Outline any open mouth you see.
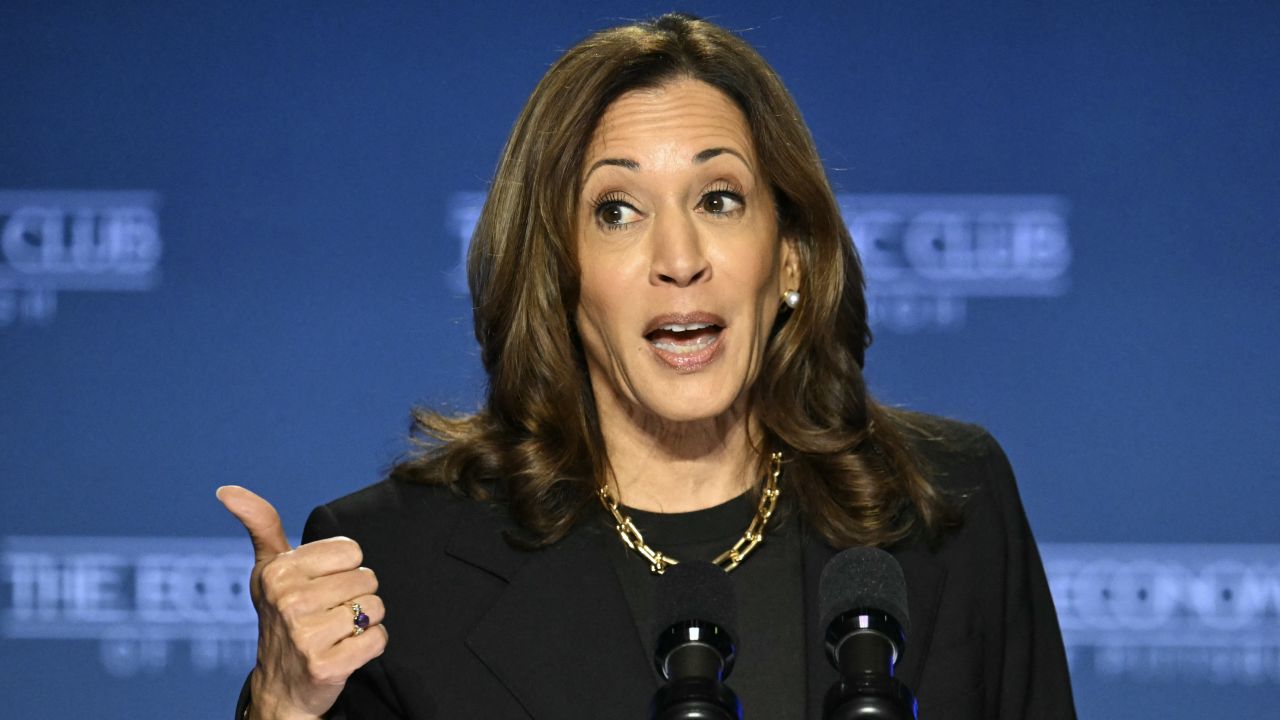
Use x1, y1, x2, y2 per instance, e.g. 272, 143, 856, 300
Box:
642, 314, 726, 371
644, 321, 723, 354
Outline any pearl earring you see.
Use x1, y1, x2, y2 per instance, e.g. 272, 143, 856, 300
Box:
782, 289, 800, 309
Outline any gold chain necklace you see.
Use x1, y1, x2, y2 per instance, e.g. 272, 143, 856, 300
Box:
597, 451, 783, 574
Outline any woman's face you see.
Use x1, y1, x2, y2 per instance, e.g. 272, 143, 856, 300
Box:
574, 78, 797, 426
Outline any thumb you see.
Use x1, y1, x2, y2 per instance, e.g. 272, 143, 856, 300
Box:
216, 485, 292, 562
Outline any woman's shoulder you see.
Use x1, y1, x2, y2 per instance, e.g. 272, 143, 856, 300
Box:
886, 410, 1042, 602
883, 408, 1032, 559
890, 408, 997, 454
884, 412, 1072, 716
889, 408, 1016, 498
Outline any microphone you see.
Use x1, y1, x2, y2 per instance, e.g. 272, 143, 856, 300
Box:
819, 547, 917, 720
649, 561, 742, 720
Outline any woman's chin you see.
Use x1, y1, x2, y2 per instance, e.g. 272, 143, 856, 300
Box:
628, 384, 745, 427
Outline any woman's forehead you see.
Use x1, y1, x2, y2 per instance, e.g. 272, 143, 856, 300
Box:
583, 78, 758, 177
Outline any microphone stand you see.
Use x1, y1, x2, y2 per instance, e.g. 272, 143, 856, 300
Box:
822, 610, 916, 720
650, 620, 742, 720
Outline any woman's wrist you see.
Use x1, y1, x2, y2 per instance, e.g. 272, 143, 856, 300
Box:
246, 670, 324, 720
245, 699, 324, 720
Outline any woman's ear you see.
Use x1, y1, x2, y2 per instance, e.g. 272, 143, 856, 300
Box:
779, 237, 801, 296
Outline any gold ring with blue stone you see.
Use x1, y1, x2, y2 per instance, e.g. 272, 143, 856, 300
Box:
351, 601, 369, 637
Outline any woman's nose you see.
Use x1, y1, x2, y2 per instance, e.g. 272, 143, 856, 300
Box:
648, 210, 710, 287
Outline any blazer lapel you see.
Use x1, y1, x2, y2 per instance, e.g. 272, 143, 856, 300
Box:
448, 514, 656, 719
801, 531, 948, 718
890, 542, 947, 693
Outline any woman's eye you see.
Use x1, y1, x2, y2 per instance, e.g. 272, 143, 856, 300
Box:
700, 191, 744, 215
596, 201, 641, 228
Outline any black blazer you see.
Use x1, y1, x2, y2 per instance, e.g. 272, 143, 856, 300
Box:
238, 417, 1076, 719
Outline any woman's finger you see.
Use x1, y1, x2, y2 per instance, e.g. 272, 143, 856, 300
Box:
310, 624, 389, 686
291, 567, 378, 615
216, 486, 292, 563
312, 593, 387, 648
283, 536, 364, 578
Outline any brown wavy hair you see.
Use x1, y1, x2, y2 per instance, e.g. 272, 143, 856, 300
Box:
391, 13, 955, 549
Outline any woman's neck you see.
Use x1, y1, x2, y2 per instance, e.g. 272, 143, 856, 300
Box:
595, 394, 762, 514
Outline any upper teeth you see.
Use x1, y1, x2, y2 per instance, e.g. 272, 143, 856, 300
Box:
659, 322, 712, 332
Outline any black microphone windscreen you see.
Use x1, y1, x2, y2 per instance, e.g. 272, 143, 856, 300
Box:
819, 547, 910, 638
653, 560, 736, 636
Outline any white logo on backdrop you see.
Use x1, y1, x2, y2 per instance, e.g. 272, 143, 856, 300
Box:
446, 192, 1070, 331
3, 538, 1277, 683
840, 195, 1070, 331
1, 537, 256, 677
1040, 543, 1280, 684
0, 191, 162, 328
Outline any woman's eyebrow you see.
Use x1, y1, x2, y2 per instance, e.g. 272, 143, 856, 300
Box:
693, 146, 750, 167
584, 147, 750, 184
584, 157, 639, 183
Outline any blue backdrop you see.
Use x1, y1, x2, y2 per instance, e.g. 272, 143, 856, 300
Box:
2, 2, 1278, 717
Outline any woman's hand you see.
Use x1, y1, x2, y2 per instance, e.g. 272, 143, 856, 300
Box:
217, 486, 388, 720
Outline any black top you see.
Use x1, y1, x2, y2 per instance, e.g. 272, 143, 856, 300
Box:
604, 492, 806, 718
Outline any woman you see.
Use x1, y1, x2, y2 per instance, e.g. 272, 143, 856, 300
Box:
219, 13, 1074, 719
